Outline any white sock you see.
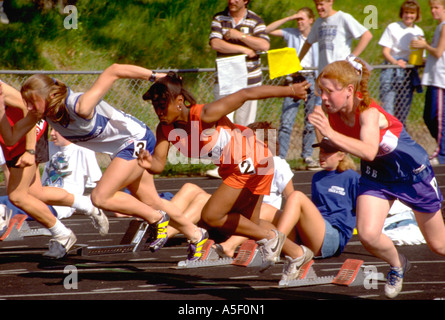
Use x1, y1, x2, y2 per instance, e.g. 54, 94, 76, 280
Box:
72, 194, 94, 214
49, 219, 71, 238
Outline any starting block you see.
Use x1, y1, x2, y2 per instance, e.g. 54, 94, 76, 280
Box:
231, 240, 263, 267
177, 239, 265, 269
279, 259, 366, 288
0, 214, 51, 241
79, 219, 153, 256
332, 258, 364, 286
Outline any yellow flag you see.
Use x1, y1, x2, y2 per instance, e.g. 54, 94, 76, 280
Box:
267, 47, 302, 79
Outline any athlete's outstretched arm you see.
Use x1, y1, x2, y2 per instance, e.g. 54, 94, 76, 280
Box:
78, 64, 166, 119
201, 82, 309, 124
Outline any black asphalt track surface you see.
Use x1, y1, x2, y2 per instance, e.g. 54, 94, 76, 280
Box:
1, 166, 445, 315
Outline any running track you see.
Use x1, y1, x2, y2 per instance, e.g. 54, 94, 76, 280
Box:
1, 167, 445, 314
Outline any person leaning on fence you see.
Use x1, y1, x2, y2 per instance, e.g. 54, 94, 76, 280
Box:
378, 0, 424, 125
209, 0, 270, 127
139, 72, 311, 270
308, 56, 445, 299
0, 81, 108, 257
266, 7, 321, 169
411, 0, 445, 165
298, 0, 372, 77
0, 65, 207, 261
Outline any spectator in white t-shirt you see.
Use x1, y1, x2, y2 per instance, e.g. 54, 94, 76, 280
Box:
298, 0, 372, 74
41, 128, 103, 219
378, 0, 424, 125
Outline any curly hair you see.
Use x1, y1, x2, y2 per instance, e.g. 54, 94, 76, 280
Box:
142, 71, 196, 111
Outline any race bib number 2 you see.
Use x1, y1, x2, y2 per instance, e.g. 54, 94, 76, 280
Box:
239, 158, 256, 175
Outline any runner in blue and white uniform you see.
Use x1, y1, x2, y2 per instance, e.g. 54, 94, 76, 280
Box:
0, 64, 207, 260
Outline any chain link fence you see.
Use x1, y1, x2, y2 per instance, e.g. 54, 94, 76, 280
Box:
0, 65, 435, 166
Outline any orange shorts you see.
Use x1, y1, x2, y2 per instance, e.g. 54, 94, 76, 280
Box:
218, 157, 274, 195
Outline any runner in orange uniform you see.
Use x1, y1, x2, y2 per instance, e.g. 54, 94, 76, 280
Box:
140, 72, 310, 270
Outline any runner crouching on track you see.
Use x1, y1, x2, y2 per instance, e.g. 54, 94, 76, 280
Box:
0, 81, 108, 258
139, 72, 311, 270
0, 64, 206, 260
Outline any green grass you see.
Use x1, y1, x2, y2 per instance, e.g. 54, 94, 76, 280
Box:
0, 0, 438, 70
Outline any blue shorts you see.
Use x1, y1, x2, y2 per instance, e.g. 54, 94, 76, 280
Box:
294, 219, 341, 259
316, 219, 340, 259
115, 128, 156, 161
358, 171, 443, 213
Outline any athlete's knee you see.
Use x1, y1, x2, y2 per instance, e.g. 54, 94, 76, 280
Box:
8, 190, 26, 207
357, 226, 381, 249
426, 239, 445, 256
90, 188, 107, 210
201, 210, 224, 228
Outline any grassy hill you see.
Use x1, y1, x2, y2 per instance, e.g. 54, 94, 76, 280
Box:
0, 0, 438, 71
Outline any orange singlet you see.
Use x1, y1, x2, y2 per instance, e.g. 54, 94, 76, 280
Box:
161, 104, 274, 195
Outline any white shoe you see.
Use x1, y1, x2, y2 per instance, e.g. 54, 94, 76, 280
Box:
86, 207, 109, 236
257, 229, 286, 271
206, 167, 221, 179
280, 246, 314, 283
304, 157, 321, 171
385, 254, 410, 299
43, 230, 77, 259
0, 204, 12, 237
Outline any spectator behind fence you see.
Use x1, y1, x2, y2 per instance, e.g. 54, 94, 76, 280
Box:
209, 0, 270, 126
298, 0, 372, 75
411, 0, 445, 165
266, 7, 322, 170
378, 0, 424, 125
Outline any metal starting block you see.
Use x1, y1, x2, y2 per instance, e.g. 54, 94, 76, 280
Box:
177, 239, 264, 269
279, 259, 366, 288
79, 219, 153, 256
231, 240, 263, 267
0, 214, 51, 241
332, 258, 364, 286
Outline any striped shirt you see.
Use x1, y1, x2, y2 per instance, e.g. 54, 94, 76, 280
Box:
209, 7, 269, 86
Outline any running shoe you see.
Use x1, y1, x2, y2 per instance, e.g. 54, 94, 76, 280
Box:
187, 228, 209, 261
43, 229, 77, 259
257, 229, 286, 271
280, 245, 314, 283
385, 254, 411, 299
0, 204, 12, 238
304, 156, 321, 171
148, 210, 170, 252
86, 206, 109, 236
